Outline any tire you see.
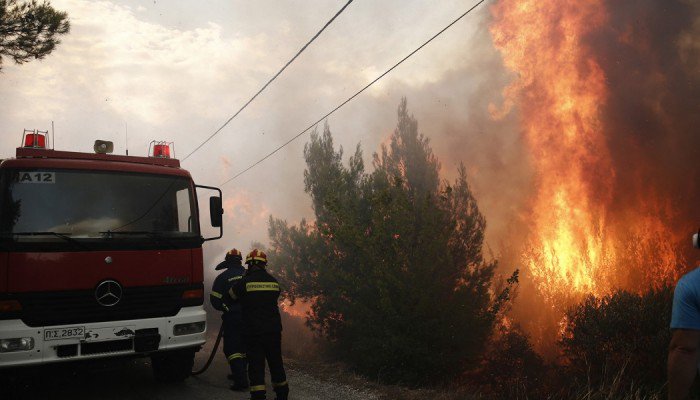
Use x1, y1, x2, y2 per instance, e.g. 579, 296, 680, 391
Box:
151, 348, 196, 382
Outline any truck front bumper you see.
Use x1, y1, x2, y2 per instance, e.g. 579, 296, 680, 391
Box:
0, 306, 206, 368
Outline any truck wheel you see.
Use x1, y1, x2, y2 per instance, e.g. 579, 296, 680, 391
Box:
151, 349, 195, 382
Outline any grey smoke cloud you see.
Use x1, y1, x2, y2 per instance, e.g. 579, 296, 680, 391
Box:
0, 0, 507, 284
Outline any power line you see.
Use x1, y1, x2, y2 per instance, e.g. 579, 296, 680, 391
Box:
182, 0, 354, 162
220, 0, 488, 187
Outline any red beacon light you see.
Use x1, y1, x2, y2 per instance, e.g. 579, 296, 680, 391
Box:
154, 144, 170, 158
21, 129, 49, 149
149, 140, 175, 159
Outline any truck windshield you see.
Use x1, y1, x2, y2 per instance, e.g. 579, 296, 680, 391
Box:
0, 169, 199, 239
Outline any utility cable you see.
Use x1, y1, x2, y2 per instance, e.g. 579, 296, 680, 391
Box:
182, 0, 354, 162
220, 0, 487, 187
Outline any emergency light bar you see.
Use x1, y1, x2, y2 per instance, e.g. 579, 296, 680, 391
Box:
21, 129, 49, 149
148, 140, 175, 159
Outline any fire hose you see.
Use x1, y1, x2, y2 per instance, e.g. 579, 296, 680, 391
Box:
191, 323, 225, 376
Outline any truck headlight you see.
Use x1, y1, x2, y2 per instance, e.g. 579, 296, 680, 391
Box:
0, 337, 35, 352
173, 322, 205, 336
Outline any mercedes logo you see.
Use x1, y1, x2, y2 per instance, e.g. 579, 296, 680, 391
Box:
95, 280, 123, 307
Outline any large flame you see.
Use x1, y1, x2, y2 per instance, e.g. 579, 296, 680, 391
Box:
489, 0, 681, 304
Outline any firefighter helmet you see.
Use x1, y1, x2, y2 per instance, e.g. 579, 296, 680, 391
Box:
225, 248, 242, 261
245, 249, 268, 265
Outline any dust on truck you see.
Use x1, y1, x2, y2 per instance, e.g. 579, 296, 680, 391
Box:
0, 131, 224, 381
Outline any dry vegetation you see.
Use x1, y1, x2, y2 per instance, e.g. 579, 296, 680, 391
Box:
284, 357, 667, 400
279, 285, 677, 400
280, 309, 322, 361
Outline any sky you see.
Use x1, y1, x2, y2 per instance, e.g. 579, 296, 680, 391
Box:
0, 0, 521, 271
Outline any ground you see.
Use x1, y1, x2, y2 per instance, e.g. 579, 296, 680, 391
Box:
1, 316, 382, 400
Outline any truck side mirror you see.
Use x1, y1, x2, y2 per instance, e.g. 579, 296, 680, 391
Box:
210, 196, 223, 228
195, 184, 223, 241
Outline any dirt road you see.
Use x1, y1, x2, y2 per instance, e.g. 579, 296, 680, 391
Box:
2, 317, 381, 400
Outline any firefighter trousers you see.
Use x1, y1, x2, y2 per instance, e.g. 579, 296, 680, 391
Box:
246, 332, 288, 400
222, 313, 248, 387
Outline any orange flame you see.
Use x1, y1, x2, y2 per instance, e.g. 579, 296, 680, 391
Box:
490, 0, 680, 304
281, 299, 313, 318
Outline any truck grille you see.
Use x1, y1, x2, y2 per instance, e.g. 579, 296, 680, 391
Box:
16, 284, 198, 327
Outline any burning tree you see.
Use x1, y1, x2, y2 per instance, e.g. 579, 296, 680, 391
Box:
268, 98, 516, 384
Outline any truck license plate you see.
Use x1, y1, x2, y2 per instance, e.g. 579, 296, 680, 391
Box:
44, 326, 85, 341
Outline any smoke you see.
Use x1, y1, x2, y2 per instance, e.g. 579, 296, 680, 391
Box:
323, 0, 700, 354
199, 0, 700, 356
589, 0, 700, 286
187, 0, 700, 356
328, 7, 531, 254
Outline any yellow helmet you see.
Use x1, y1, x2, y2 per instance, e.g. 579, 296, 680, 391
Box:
225, 248, 242, 261
245, 249, 268, 265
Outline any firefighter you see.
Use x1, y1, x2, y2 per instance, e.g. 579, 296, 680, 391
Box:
210, 248, 249, 391
228, 249, 289, 400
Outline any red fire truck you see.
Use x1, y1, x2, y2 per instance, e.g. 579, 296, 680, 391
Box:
0, 131, 223, 381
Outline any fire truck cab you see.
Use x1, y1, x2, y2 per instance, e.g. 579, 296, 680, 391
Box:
0, 131, 223, 382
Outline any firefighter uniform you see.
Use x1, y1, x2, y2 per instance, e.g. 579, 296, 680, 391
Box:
229, 249, 288, 400
210, 249, 249, 390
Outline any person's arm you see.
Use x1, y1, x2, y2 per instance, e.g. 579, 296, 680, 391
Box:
228, 279, 244, 302
668, 329, 700, 400
210, 276, 226, 312
222, 275, 243, 310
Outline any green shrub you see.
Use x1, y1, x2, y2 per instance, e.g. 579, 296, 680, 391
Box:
559, 286, 672, 391
268, 99, 515, 385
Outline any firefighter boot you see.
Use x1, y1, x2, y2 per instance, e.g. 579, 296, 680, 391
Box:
273, 382, 289, 400
228, 355, 249, 391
